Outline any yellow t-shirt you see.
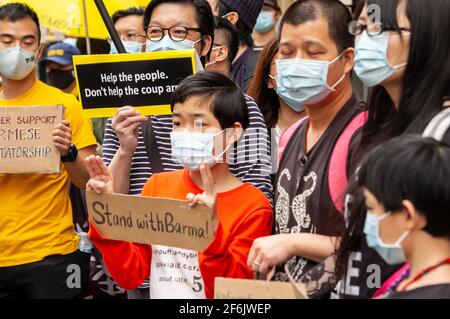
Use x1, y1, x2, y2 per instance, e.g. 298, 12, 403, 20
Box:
0, 80, 97, 267
69, 85, 79, 99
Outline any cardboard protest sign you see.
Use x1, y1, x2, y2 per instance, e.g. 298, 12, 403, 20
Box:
214, 278, 307, 299
73, 49, 202, 118
86, 191, 214, 251
0, 105, 64, 174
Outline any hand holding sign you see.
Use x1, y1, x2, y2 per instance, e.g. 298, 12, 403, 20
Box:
86, 192, 214, 251
186, 163, 219, 235
52, 120, 72, 157
247, 234, 294, 274
111, 106, 148, 155
85, 155, 113, 194
73, 50, 201, 118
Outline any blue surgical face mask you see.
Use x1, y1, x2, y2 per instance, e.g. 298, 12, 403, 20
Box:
364, 210, 410, 265
269, 74, 305, 112
0, 45, 38, 80
170, 129, 232, 171
354, 31, 408, 87
274, 53, 346, 108
145, 35, 202, 52
110, 40, 143, 54
255, 11, 275, 33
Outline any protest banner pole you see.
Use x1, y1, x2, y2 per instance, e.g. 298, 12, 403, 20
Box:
82, 0, 91, 55
93, 0, 126, 54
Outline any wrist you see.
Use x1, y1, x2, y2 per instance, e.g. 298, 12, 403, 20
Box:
117, 145, 136, 157
61, 144, 78, 163
284, 234, 299, 257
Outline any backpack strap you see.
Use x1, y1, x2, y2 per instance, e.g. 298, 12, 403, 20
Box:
277, 117, 308, 165
422, 108, 450, 142
372, 263, 410, 299
142, 117, 164, 174
328, 111, 368, 213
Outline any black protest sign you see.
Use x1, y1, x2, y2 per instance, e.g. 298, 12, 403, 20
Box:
73, 50, 200, 118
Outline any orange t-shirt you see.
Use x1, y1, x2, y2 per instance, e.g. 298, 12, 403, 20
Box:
89, 169, 273, 298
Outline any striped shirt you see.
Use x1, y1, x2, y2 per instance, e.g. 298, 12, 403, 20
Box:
102, 95, 274, 200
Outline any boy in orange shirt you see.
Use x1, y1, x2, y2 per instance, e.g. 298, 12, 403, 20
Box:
85, 71, 273, 299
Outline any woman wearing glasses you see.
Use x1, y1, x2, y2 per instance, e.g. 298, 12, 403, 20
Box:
333, 0, 450, 299
298, 0, 450, 299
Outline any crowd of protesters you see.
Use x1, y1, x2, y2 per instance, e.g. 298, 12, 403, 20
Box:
0, 0, 449, 300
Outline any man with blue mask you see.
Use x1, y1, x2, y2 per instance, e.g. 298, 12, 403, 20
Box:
101, 0, 273, 299
253, 0, 282, 50
109, 7, 146, 54
247, 0, 367, 285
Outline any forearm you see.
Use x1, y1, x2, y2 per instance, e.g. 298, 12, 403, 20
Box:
300, 255, 337, 299
289, 234, 339, 263
108, 147, 133, 194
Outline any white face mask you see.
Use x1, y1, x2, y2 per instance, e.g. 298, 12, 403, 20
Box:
145, 36, 202, 52
0, 45, 38, 80
110, 40, 143, 54
170, 129, 232, 171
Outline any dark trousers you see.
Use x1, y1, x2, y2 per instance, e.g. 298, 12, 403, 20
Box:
0, 250, 90, 299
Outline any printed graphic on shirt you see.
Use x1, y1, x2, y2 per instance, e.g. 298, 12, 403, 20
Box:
335, 242, 402, 299
150, 245, 205, 299
290, 171, 316, 233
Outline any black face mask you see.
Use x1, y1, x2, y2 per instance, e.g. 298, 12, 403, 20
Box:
47, 69, 75, 90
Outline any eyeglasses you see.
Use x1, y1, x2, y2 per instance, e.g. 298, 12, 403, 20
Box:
144, 26, 202, 42
348, 20, 411, 37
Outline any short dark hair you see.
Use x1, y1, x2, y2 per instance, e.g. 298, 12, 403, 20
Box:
358, 135, 450, 239
280, 0, 354, 52
214, 16, 239, 64
112, 7, 145, 25
217, 1, 253, 47
143, 0, 214, 46
0, 3, 41, 42
171, 71, 249, 130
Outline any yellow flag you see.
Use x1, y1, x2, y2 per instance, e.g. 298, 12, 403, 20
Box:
0, 0, 151, 39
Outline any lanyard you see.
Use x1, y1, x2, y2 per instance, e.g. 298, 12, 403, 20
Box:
402, 258, 450, 292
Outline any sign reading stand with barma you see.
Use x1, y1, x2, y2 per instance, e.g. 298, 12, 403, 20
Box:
73, 49, 200, 118
86, 192, 214, 251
